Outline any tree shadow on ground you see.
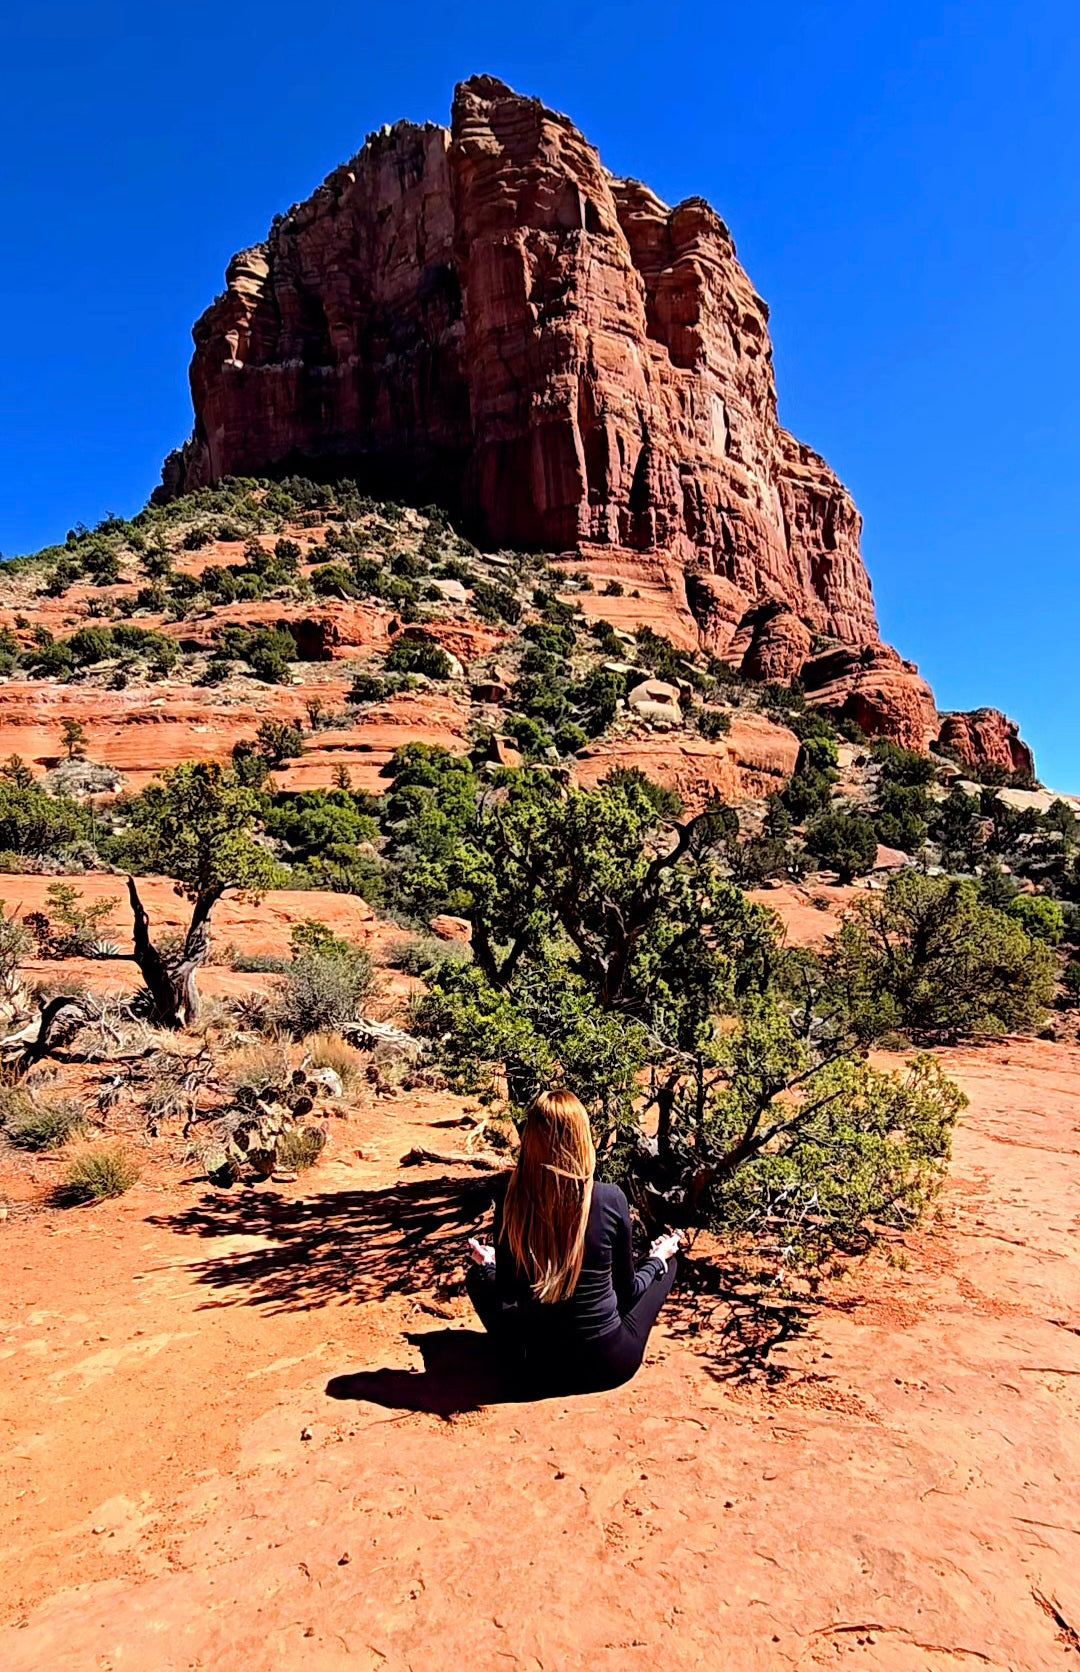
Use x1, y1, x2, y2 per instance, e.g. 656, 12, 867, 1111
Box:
666, 1248, 818, 1384
326, 1327, 539, 1419
149, 1171, 503, 1314
151, 1173, 819, 1388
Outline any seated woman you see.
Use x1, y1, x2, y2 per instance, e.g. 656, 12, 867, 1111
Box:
465, 1087, 681, 1394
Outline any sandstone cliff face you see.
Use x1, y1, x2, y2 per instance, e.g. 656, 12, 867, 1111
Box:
162, 75, 1033, 776
165, 76, 876, 651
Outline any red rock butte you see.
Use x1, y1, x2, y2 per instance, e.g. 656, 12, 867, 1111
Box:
161, 75, 1032, 774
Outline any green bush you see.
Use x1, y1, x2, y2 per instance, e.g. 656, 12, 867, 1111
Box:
254, 719, 305, 766
471, 581, 522, 624
384, 637, 453, 679
215, 625, 297, 684
0, 782, 90, 857
805, 810, 878, 881
696, 707, 732, 740
1008, 893, 1065, 945
826, 871, 1057, 1040
274, 944, 377, 1037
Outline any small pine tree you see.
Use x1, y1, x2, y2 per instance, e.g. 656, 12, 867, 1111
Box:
60, 718, 88, 760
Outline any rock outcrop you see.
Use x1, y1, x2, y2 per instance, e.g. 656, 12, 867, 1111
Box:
161, 75, 1034, 773
937, 709, 1036, 780
163, 75, 876, 652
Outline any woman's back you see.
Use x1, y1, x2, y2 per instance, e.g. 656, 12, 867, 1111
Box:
494, 1181, 664, 1346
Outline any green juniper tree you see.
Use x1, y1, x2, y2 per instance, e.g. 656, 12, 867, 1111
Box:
406, 758, 965, 1256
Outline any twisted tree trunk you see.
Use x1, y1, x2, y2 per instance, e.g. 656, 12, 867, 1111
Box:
127, 876, 222, 1029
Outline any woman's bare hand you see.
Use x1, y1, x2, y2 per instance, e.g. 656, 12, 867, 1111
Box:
467, 1237, 496, 1267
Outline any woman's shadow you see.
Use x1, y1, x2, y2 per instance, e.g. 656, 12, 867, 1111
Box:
326, 1327, 534, 1419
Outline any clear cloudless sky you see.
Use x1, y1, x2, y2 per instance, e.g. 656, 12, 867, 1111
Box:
1, 1, 1078, 784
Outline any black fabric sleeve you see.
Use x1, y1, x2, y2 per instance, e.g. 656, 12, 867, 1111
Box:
490, 1191, 522, 1305
610, 1186, 665, 1313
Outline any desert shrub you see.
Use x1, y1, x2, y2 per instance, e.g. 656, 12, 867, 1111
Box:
0, 626, 22, 676
384, 637, 453, 679
709, 1053, 965, 1248
872, 739, 937, 787
0, 782, 90, 857
759, 680, 806, 715
264, 788, 383, 900
273, 941, 376, 1038
523, 620, 576, 659
633, 626, 708, 691
348, 671, 391, 704
570, 666, 627, 736
274, 1125, 327, 1171
696, 707, 732, 740
254, 719, 305, 766
224, 1041, 292, 1096
501, 714, 553, 758
782, 740, 837, 822
826, 871, 1057, 1041
215, 624, 297, 683
304, 1032, 364, 1089
805, 810, 878, 881
471, 580, 522, 624
25, 883, 119, 957
727, 834, 794, 886
555, 722, 589, 756
6, 1099, 86, 1151
310, 562, 358, 597
387, 933, 472, 979
930, 788, 984, 871
231, 950, 292, 974
0, 899, 32, 1002
62, 1147, 141, 1201
1008, 893, 1065, 945
379, 745, 481, 918
198, 656, 233, 686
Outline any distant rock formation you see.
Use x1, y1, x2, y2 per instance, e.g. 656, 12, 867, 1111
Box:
161, 75, 1033, 776
936, 710, 1036, 780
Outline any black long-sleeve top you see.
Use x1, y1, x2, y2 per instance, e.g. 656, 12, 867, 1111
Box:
486, 1181, 666, 1346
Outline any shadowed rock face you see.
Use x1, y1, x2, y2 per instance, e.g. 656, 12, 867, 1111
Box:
162, 75, 1033, 775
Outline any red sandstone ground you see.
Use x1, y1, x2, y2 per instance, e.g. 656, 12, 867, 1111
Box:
1, 1015, 1078, 1667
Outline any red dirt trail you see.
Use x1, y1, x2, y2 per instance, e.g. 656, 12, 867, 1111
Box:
1, 1041, 1079, 1669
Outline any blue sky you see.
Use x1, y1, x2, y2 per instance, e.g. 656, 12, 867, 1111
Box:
1, 1, 1077, 785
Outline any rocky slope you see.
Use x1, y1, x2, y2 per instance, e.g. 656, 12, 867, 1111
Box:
159, 75, 1030, 770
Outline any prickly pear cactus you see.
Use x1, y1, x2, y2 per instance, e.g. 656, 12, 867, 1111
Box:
201, 1069, 329, 1185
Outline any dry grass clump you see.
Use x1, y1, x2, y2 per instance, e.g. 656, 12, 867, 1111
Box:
0, 1084, 87, 1151
303, 1032, 363, 1090
223, 1040, 292, 1097
7, 1098, 86, 1152
62, 1146, 140, 1202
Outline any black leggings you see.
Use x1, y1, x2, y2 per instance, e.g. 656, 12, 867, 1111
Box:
466, 1258, 677, 1395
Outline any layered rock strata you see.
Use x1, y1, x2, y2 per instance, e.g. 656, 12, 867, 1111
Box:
162, 75, 1033, 775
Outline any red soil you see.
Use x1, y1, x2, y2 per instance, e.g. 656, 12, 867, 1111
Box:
1, 1035, 1078, 1669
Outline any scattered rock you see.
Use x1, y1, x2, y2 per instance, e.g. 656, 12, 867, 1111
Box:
627, 678, 682, 727
430, 914, 472, 944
